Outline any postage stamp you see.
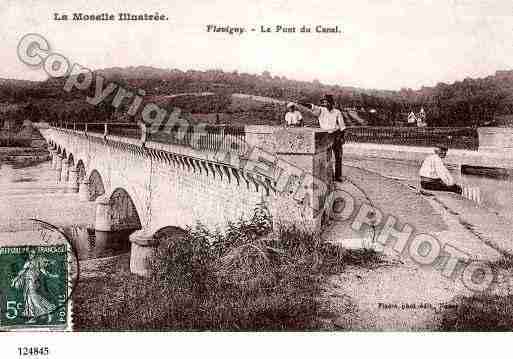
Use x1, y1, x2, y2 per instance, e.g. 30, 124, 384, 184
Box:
0, 244, 71, 331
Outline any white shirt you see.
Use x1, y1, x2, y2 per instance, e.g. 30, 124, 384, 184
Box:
312, 105, 345, 130
284, 110, 303, 125
419, 154, 454, 185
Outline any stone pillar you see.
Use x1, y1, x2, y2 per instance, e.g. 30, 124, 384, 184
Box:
94, 195, 112, 232
49, 149, 56, 169
79, 179, 91, 202
52, 151, 59, 170
129, 231, 159, 276
244, 126, 336, 232
55, 155, 63, 182
68, 168, 79, 193
61, 159, 70, 184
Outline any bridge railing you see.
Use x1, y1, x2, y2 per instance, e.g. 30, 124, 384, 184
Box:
51, 121, 478, 152
86, 123, 106, 135
50, 121, 247, 154
344, 126, 479, 150
107, 123, 141, 139
51, 122, 141, 139
148, 124, 247, 154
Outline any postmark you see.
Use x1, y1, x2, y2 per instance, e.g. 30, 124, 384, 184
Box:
0, 244, 71, 331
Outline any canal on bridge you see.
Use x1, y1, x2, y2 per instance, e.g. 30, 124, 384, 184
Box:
344, 154, 513, 222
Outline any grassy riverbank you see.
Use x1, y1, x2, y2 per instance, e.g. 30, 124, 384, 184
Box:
73, 211, 385, 331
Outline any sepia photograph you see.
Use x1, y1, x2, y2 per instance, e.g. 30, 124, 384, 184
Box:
1, 0, 513, 354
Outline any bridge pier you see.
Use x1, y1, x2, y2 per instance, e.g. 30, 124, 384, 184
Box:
49, 149, 57, 170
129, 231, 159, 277
68, 168, 79, 193
95, 195, 112, 231
61, 159, 70, 183
79, 179, 91, 202
55, 155, 63, 182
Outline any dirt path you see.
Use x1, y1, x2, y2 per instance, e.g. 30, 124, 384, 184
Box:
322, 165, 507, 330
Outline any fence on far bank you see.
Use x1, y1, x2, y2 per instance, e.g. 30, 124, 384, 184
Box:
344, 127, 479, 150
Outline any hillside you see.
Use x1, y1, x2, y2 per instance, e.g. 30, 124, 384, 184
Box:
0, 66, 511, 127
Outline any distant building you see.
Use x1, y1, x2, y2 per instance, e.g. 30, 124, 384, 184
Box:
406, 108, 427, 127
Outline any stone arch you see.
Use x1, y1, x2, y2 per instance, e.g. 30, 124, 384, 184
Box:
76, 160, 86, 183
62, 148, 67, 159
88, 169, 105, 201
108, 188, 142, 232
57, 145, 62, 155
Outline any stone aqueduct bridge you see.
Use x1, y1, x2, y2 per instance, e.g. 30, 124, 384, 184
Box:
40, 123, 337, 274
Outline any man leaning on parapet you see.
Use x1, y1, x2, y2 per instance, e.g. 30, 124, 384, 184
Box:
299, 94, 345, 182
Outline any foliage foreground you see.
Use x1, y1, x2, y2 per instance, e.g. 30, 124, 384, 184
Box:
73, 207, 380, 330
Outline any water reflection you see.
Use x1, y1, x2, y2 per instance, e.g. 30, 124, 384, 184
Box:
62, 225, 133, 260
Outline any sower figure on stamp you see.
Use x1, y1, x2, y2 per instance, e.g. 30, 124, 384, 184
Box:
300, 94, 346, 182
11, 249, 58, 322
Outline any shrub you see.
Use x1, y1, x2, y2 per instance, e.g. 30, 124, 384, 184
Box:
74, 205, 379, 330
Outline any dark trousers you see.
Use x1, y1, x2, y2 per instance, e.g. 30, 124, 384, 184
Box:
333, 130, 344, 179
421, 178, 462, 194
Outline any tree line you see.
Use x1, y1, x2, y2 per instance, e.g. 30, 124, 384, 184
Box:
0, 67, 511, 127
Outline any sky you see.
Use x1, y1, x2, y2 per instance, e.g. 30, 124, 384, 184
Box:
0, 0, 512, 90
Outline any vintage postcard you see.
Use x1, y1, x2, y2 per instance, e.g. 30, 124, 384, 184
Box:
1, 0, 513, 352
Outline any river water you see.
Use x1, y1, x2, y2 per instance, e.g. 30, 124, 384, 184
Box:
0, 160, 131, 260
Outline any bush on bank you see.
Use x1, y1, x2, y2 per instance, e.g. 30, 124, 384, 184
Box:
73, 205, 382, 330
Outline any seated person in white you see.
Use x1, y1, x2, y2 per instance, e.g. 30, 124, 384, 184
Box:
419, 146, 462, 194
284, 102, 303, 127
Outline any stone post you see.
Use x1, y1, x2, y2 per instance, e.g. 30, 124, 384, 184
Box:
244, 126, 336, 232
79, 179, 91, 202
49, 149, 56, 169
55, 155, 64, 182
94, 195, 112, 232
129, 231, 159, 276
68, 168, 79, 193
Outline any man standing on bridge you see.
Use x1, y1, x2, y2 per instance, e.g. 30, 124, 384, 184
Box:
299, 94, 345, 182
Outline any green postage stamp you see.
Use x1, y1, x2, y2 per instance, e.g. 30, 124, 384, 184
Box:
0, 245, 71, 331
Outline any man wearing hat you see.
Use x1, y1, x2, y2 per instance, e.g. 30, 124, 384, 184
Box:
419, 145, 462, 194
299, 94, 345, 181
284, 102, 303, 127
